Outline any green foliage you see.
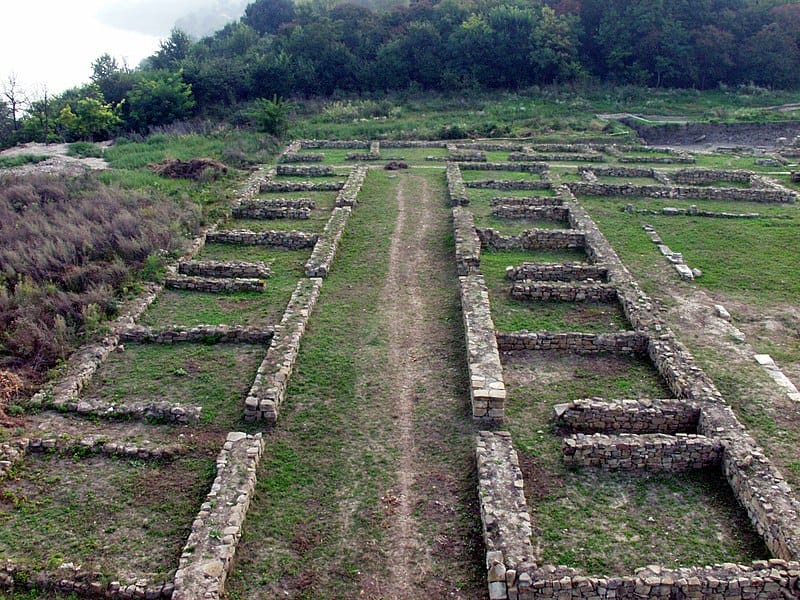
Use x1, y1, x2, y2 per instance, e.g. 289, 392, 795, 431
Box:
126, 72, 196, 132
0, 154, 49, 169
57, 96, 122, 142
249, 95, 291, 135
67, 141, 103, 158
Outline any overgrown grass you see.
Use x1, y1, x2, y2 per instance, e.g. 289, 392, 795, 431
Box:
0, 154, 49, 169
0, 453, 215, 582
82, 343, 262, 427
66, 142, 103, 158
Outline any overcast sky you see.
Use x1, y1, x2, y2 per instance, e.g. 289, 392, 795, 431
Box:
0, 0, 248, 96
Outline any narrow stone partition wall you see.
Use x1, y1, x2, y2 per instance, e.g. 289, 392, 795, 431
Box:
275, 164, 334, 177
121, 324, 275, 345
259, 180, 344, 193
567, 181, 797, 203
492, 205, 570, 221
232, 204, 311, 220
178, 260, 272, 279
206, 229, 318, 249
280, 152, 324, 163
467, 180, 553, 191
446, 162, 469, 206
244, 277, 323, 423
562, 432, 722, 472
506, 262, 608, 282
509, 281, 618, 302
490, 196, 563, 207
477, 228, 586, 251
172, 432, 264, 600
165, 274, 266, 293
553, 398, 700, 434
496, 331, 647, 355
334, 165, 368, 207
460, 274, 506, 419
305, 207, 352, 277
458, 162, 549, 174
453, 206, 481, 275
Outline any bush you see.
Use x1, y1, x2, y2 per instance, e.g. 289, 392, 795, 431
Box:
67, 142, 103, 158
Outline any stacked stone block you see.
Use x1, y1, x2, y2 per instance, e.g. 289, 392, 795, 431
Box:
259, 180, 344, 193
491, 205, 570, 222
206, 229, 318, 249
446, 163, 470, 206
497, 331, 647, 354
305, 207, 351, 277
165, 274, 266, 293
510, 280, 618, 302
275, 164, 335, 177
553, 398, 700, 434
489, 196, 563, 207
279, 152, 324, 163
178, 260, 272, 279
121, 324, 274, 345
335, 165, 368, 207
477, 228, 586, 251
453, 206, 481, 276
506, 262, 608, 283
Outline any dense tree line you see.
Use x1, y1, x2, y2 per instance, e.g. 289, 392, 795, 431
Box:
1, 0, 798, 146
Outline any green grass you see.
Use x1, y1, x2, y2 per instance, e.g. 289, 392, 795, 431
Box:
467, 188, 557, 207
578, 196, 800, 304
482, 247, 589, 267
460, 169, 542, 182
467, 189, 568, 234
0, 453, 214, 582
82, 343, 263, 427
67, 142, 103, 158
0, 154, 49, 169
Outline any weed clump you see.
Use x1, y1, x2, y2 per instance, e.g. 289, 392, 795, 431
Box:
149, 157, 228, 181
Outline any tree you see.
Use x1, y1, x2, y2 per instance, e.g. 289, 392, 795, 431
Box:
0, 99, 14, 149
2, 73, 25, 132
91, 53, 120, 82
57, 96, 122, 141
249, 95, 291, 135
125, 72, 196, 132
149, 29, 193, 71
243, 0, 295, 35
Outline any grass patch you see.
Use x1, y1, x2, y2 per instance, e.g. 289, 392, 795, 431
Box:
82, 343, 262, 427
468, 188, 556, 206
461, 169, 542, 182
0, 453, 214, 582
0, 154, 49, 169
67, 142, 103, 158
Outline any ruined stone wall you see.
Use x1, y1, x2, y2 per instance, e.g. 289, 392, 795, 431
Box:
491, 205, 570, 221
459, 275, 506, 419
244, 278, 323, 423
279, 152, 324, 163
562, 432, 722, 471
489, 196, 563, 207
567, 181, 797, 203
275, 164, 335, 177
121, 324, 274, 345
511, 152, 603, 162
497, 331, 647, 354
178, 260, 272, 279
446, 163, 469, 206
509, 281, 618, 302
305, 207, 351, 277
232, 205, 311, 220
172, 432, 264, 600
259, 180, 344, 193
554, 398, 700, 434
458, 162, 549, 175
335, 165, 368, 207
477, 227, 586, 251
453, 206, 481, 276
467, 180, 553, 191
506, 262, 608, 282
206, 229, 318, 249
672, 168, 753, 185
165, 274, 265, 293
299, 140, 370, 149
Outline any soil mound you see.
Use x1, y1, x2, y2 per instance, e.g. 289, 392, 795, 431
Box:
149, 158, 228, 180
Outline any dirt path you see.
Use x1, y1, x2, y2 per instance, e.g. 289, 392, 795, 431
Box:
370, 171, 482, 598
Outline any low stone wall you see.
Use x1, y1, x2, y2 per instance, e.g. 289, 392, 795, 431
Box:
275, 164, 335, 177
380, 140, 449, 148
121, 324, 274, 345
305, 207, 352, 277
672, 168, 753, 185
458, 162, 549, 175
178, 260, 272, 279
489, 196, 563, 207
259, 180, 344, 193
165, 274, 266, 293
446, 162, 469, 206
506, 262, 608, 283
207, 229, 318, 249
476, 431, 535, 577
299, 140, 369, 149
238, 198, 316, 210
507, 562, 800, 599
172, 432, 264, 600
453, 206, 481, 276
232, 205, 311, 220
466, 180, 553, 191
460, 275, 507, 419
579, 165, 659, 179
335, 165, 368, 207
477, 227, 586, 251
38, 394, 201, 423
510, 281, 618, 302
626, 203, 763, 218
562, 432, 723, 472
497, 331, 647, 355
279, 152, 324, 163
510, 152, 603, 162
24, 436, 183, 461
492, 205, 570, 222
448, 147, 486, 161
244, 278, 323, 423
553, 398, 700, 434
567, 181, 797, 203
347, 151, 380, 161
457, 142, 526, 152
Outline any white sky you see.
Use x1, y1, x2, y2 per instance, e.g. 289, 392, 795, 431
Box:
0, 0, 246, 97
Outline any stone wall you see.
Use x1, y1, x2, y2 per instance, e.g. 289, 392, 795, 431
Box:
172, 432, 264, 600
279, 152, 324, 163
121, 324, 274, 345
459, 275, 507, 419
299, 140, 370, 149
567, 181, 797, 203
446, 163, 469, 206
453, 206, 481, 276
259, 180, 344, 193
275, 164, 335, 177
506, 262, 608, 283
459, 162, 549, 175
244, 277, 323, 423
562, 432, 723, 472
335, 165, 368, 207
511, 152, 603, 162
497, 331, 647, 355
207, 229, 318, 249
672, 168, 753, 185
232, 205, 311, 220
178, 260, 272, 279
165, 274, 266, 293
466, 180, 553, 191
239, 198, 316, 210
305, 207, 352, 277
477, 228, 586, 251
489, 196, 563, 207
491, 205, 570, 222
509, 281, 618, 302
553, 398, 700, 434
